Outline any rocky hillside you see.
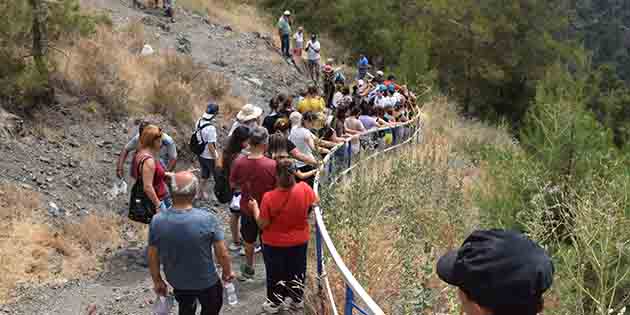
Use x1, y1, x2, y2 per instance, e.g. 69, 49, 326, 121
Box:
0, 0, 308, 313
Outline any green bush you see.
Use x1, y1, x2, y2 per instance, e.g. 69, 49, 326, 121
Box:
0, 0, 109, 109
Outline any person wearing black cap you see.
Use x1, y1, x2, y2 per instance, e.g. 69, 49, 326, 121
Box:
437, 229, 554, 315
194, 103, 219, 201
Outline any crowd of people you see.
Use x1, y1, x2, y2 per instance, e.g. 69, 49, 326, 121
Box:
110, 9, 555, 315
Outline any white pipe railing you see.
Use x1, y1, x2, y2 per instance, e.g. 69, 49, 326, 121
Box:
312, 111, 424, 315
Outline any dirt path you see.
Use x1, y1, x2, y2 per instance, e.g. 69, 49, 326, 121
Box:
1, 1, 310, 314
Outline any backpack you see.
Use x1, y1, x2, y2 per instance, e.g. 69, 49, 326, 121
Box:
189, 120, 212, 156
128, 155, 156, 224
213, 167, 232, 204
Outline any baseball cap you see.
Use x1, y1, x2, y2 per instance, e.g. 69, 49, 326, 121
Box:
437, 229, 554, 310
202, 102, 219, 120
283, 10, 291, 16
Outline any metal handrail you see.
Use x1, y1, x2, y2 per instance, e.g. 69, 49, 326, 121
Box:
312, 111, 424, 315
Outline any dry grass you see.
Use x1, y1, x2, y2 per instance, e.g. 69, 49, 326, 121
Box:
54, 22, 244, 127
317, 96, 513, 314
0, 184, 128, 303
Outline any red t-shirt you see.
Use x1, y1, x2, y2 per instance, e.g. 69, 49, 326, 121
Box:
132, 153, 168, 201
229, 156, 277, 216
259, 182, 317, 247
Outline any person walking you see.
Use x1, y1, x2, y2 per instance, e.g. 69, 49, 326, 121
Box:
293, 26, 304, 59
193, 103, 219, 201
288, 112, 318, 187
248, 158, 319, 313
304, 33, 321, 83
436, 229, 554, 315
229, 127, 277, 280
149, 171, 235, 315
277, 10, 292, 59
117, 121, 177, 179
296, 85, 325, 114
133, 124, 172, 212
228, 104, 264, 136
357, 54, 369, 80
217, 126, 251, 253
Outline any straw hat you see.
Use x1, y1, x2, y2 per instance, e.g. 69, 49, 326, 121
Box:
236, 104, 263, 122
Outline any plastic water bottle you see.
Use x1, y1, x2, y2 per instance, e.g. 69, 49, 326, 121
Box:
153, 295, 174, 315
225, 282, 238, 305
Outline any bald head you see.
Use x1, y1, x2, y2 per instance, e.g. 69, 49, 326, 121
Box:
169, 171, 199, 199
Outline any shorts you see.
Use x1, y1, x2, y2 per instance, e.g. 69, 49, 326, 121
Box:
198, 157, 215, 179
308, 59, 320, 68
240, 214, 259, 244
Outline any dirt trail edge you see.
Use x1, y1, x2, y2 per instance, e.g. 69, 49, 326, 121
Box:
1, 0, 308, 314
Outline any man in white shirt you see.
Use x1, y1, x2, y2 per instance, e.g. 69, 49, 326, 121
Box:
194, 103, 219, 200
305, 33, 321, 82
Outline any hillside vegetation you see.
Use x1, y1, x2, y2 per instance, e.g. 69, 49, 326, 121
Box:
259, 1, 630, 314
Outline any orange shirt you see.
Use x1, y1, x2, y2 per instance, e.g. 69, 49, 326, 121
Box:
259, 182, 317, 247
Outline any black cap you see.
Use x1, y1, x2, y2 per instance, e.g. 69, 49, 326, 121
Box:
437, 229, 554, 310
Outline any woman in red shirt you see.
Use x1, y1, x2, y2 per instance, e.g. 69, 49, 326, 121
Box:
132, 124, 172, 213
249, 158, 319, 313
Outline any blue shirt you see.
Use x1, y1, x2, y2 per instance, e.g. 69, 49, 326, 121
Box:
149, 208, 224, 290
358, 56, 369, 69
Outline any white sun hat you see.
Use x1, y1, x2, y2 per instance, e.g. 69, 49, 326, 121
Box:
236, 104, 263, 122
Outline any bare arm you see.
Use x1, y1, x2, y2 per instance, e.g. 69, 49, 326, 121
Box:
213, 240, 235, 282
295, 169, 317, 179
249, 199, 270, 230
116, 148, 129, 178
142, 158, 161, 211
289, 148, 318, 166
166, 159, 177, 172
148, 245, 167, 296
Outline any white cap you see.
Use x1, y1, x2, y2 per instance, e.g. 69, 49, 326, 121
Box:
376, 70, 384, 76
283, 10, 291, 15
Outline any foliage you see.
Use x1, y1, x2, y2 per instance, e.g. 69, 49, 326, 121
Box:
261, 0, 574, 124
0, 0, 108, 109
477, 62, 630, 314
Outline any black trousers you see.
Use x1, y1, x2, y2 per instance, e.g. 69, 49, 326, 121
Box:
174, 282, 223, 315
262, 243, 308, 305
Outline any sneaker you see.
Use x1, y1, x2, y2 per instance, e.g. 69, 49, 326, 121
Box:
282, 297, 293, 311
262, 301, 280, 314
228, 242, 242, 252
238, 245, 262, 256
292, 300, 304, 309
239, 264, 255, 281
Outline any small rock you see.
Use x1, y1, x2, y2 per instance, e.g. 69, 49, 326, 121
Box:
39, 156, 52, 164
223, 25, 233, 32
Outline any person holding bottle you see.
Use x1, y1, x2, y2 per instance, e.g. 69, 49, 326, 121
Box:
148, 171, 235, 315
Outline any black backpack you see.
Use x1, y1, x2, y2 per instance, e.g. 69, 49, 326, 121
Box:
189, 120, 212, 156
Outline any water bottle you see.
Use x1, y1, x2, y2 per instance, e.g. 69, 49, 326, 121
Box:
153, 295, 174, 315
225, 282, 238, 305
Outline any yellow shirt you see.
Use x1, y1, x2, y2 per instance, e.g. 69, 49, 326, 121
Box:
297, 97, 325, 113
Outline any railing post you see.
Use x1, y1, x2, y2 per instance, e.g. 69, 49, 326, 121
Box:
345, 285, 354, 315
316, 222, 323, 288
347, 142, 352, 169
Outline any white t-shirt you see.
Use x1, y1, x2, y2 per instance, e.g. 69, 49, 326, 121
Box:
289, 126, 315, 168
293, 32, 304, 48
332, 91, 343, 108
306, 40, 321, 61
195, 118, 217, 159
